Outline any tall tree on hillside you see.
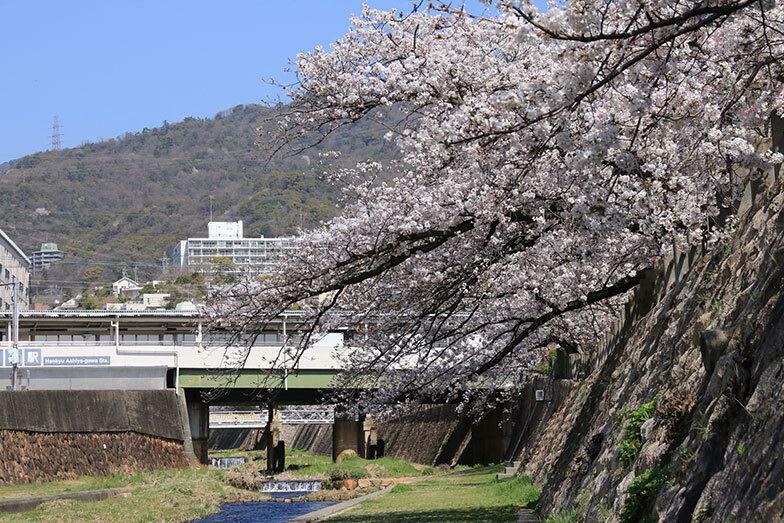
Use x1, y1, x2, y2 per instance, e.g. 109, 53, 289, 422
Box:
213, 0, 784, 408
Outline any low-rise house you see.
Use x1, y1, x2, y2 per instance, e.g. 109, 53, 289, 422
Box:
142, 293, 171, 309
104, 302, 146, 311
112, 277, 142, 298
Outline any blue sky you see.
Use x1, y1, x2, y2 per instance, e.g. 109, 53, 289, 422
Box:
0, 1, 529, 163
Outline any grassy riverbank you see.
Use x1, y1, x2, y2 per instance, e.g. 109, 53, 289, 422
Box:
0, 450, 431, 521
284, 448, 426, 478
0, 468, 266, 522
0, 452, 524, 522
330, 467, 541, 522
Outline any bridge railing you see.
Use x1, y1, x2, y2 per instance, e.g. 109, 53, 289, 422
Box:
209, 408, 334, 428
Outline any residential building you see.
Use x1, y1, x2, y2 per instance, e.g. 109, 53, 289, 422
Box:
112, 277, 142, 297
0, 228, 30, 310
172, 221, 293, 275
31, 243, 64, 271
104, 302, 146, 311
142, 293, 170, 309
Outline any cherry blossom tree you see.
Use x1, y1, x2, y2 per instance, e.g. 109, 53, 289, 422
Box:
213, 0, 784, 408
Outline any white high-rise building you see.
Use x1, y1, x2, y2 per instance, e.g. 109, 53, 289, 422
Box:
172, 221, 293, 275
0, 228, 30, 310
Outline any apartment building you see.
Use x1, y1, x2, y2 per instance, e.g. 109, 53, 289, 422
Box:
30, 242, 64, 271
172, 221, 293, 275
0, 228, 31, 310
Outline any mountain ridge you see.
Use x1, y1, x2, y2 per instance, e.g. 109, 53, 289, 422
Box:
0, 103, 394, 289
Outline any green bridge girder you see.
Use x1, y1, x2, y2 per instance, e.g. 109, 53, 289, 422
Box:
177, 369, 344, 389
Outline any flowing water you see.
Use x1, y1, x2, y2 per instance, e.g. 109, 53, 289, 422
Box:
194, 480, 329, 522
193, 499, 334, 523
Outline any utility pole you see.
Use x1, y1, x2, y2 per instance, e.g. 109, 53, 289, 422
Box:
10, 276, 19, 391
209, 196, 214, 221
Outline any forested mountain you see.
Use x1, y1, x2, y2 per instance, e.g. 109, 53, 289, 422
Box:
0, 104, 394, 289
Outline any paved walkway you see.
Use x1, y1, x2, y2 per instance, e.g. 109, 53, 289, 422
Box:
0, 487, 130, 514
291, 475, 434, 522
517, 507, 540, 522
292, 470, 542, 522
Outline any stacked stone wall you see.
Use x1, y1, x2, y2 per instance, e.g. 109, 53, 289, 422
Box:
0, 390, 189, 484
512, 168, 784, 519
0, 431, 188, 484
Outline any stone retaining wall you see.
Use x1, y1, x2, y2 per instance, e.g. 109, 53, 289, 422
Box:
0, 390, 189, 484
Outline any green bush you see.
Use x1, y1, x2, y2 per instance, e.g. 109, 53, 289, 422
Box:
619, 398, 657, 466
620, 467, 667, 523
328, 467, 367, 482
495, 475, 541, 509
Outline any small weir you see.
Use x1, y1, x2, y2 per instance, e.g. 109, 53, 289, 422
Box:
260, 480, 322, 494
209, 456, 247, 469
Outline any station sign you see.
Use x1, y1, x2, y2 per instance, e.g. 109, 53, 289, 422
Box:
43, 356, 111, 366
1, 349, 110, 367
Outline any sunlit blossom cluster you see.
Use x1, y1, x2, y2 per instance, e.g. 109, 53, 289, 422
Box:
213, 0, 784, 408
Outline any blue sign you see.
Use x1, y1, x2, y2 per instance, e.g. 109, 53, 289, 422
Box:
43, 356, 111, 366
5, 349, 20, 366
24, 349, 41, 366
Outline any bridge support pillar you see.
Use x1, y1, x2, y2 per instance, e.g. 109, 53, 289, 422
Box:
265, 406, 284, 473
359, 414, 379, 459
332, 412, 379, 461
185, 392, 209, 465
332, 413, 360, 462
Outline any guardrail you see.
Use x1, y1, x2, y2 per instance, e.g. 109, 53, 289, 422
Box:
209, 408, 334, 427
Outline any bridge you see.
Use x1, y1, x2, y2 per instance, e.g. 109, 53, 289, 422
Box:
0, 310, 381, 464
0, 309, 346, 393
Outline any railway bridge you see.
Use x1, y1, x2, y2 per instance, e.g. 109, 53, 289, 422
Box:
0, 310, 390, 465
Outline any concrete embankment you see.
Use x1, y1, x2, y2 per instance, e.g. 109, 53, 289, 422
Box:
0, 390, 189, 484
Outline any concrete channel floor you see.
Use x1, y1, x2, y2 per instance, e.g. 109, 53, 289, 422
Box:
0, 487, 130, 514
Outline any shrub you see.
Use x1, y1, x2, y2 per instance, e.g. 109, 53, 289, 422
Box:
328, 467, 367, 482
495, 475, 541, 509
619, 398, 657, 466
620, 467, 667, 523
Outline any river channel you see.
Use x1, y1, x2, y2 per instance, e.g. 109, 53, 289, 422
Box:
194, 492, 334, 522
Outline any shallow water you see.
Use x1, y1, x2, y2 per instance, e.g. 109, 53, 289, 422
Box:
193, 495, 333, 523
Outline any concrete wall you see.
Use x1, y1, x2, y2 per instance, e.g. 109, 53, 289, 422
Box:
209, 424, 333, 456
0, 390, 189, 484
4, 366, 168, 390
378, 405, 461, 465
